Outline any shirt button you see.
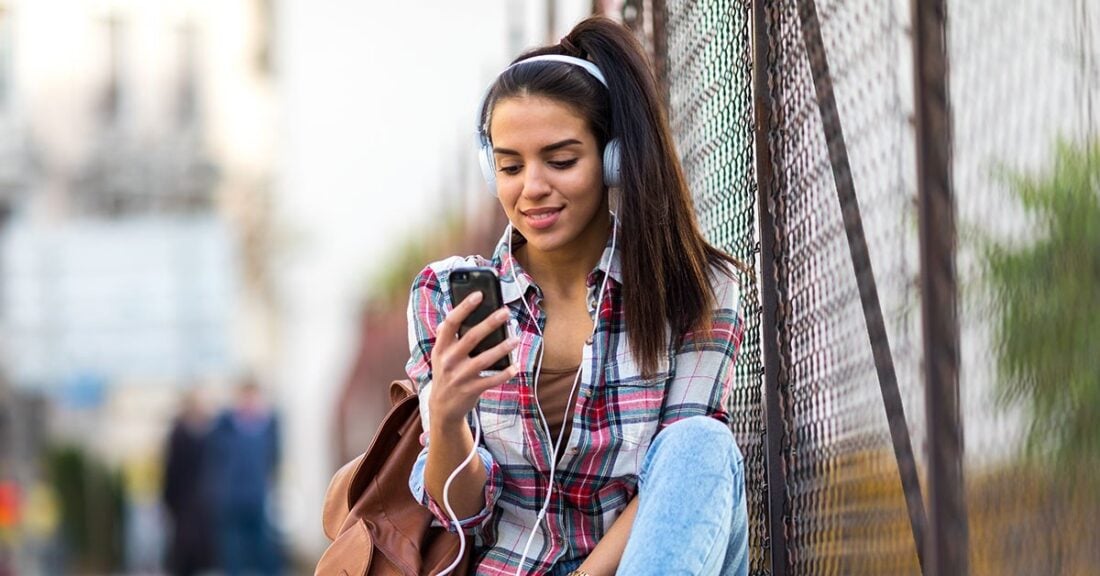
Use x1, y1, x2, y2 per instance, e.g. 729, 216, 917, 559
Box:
585, 336, 593, 345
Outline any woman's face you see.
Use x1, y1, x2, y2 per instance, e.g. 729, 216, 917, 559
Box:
489, 95, 609, 259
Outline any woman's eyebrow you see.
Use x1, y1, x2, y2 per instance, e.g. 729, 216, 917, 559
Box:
493, 139, 584, 156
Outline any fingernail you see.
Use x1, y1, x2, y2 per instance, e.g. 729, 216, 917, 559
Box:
509, 365, 520, 377
507, 336, 520, 348
494, 308, 509, 320
468, 292, 484, 304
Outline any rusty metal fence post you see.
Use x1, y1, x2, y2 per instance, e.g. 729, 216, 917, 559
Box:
912, 0, 969, 573
753, 0, 792, 573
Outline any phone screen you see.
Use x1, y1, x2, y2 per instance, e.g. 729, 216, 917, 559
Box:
449, 267, 511, 371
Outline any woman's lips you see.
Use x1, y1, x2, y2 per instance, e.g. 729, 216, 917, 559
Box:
522, 207, 562, 230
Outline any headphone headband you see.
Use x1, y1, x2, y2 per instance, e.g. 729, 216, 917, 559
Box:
476, 55, 609, 134
501, 54, 609, 88
476, 54, 622, 193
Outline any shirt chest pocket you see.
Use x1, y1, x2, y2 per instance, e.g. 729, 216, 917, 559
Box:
599, 368, 669, 450
476, 386, 520, 439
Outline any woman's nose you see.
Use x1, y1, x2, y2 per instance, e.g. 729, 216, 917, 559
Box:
521, 165, 551, 198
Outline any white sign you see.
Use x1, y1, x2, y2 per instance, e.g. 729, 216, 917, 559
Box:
1, 216, 238, 388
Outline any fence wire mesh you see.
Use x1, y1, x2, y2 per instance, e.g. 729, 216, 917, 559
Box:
661, 0, 923, 572
662, 1, 769, 572
637, 0, 1100, 573
765, 0, 924, 573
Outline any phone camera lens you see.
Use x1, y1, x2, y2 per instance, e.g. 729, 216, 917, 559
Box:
454, 271, 468, 282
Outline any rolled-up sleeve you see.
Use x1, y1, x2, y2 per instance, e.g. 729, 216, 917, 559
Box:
408, 440, 501, 532
405, 264, 504, 532
659, 269, 745, 427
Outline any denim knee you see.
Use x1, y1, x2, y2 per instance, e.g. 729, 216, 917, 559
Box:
664, 417, 741, 458
643, 417, 743, 483
627, 417, 750, 576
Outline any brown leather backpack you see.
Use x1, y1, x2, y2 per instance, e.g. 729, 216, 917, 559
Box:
317, 380, 472, 576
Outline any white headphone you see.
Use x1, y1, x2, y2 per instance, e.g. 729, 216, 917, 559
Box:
476, 54, 623, 194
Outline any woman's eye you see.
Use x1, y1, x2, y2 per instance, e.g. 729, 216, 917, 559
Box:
549, 159, 578, 169
498, 165, 522, 176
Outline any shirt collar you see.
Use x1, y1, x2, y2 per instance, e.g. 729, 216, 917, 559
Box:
493, 214, 623, 305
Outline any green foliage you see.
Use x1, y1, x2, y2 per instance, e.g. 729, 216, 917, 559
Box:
45, 444, 125, 572
369, 213, 468, 306
984, 141, 1100, 472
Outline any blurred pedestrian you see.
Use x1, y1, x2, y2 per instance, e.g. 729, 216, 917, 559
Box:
162, 390, 216, 576
206, 378, 282, 575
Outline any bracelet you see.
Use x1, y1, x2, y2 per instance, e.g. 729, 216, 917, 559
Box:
567, 571, 591, 576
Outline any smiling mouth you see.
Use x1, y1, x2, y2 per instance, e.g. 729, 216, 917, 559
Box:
522, 207, 562, 220
520, 207, 563, 230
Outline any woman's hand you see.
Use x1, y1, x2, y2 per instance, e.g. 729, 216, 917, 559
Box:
575, 497, 638, 576
429, 292, 520, 426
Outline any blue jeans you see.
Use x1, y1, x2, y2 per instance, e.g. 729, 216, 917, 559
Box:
551, 417, 750, 576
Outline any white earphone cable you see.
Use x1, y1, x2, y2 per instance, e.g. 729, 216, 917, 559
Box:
438, 410, 481, 576
438, 217, 616, 576
513, 218, 617, 576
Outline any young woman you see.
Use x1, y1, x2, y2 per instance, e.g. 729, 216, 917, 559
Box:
406, 16, 749, 576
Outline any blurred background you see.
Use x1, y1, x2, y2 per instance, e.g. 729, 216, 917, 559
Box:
0, 0, 1097, 574
0, 0, 597, 572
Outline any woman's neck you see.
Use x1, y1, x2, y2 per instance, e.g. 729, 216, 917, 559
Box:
518, 212, 612, 299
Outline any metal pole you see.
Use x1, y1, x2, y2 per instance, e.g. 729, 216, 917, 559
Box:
650, 0, 670, 108
912, 0, 969, 573
752, 0, 790, 573
795, 0, 929, 571
547, 0, 557, 43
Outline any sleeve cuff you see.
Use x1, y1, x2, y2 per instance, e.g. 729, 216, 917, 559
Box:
409, 445, 502, 533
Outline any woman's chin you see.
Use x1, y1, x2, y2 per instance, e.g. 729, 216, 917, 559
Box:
521, 236, 565, 255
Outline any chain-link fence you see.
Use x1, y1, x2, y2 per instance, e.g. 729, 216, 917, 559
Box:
658, 0, 770, 571
619, 0, 1100, 573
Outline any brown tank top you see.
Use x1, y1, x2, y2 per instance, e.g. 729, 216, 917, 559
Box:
536, 364, 582, 457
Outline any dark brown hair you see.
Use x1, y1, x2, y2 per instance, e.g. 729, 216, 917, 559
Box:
482, 17, 743, 376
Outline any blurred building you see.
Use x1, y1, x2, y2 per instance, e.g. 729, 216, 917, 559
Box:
0, 0, 279, 423
0, 0, 277, 571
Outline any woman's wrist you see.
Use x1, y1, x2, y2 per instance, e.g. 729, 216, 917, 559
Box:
428, 395, 471, 430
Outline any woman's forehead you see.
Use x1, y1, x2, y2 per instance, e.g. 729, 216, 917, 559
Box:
489, 96, 595, 149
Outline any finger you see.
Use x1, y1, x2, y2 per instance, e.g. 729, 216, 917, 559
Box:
471, 364, 521, 395
453, 306, 511, 357
470, 335, 521, 373
437, 291, 484, 347
443, 334, 516, 392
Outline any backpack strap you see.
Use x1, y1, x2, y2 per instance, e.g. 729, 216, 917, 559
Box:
390, 379, 416, 406
322, 380, 420, 540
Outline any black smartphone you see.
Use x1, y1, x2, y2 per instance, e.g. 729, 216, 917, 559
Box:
448, 267, 511, 371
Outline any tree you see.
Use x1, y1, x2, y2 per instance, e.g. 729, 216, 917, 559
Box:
985, 141, 1100, 473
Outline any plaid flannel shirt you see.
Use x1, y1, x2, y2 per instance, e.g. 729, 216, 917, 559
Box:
406, 222, 745, 576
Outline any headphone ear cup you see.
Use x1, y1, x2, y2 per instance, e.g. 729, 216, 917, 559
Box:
603, 138, 622, 189
477, 133, 498, 195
